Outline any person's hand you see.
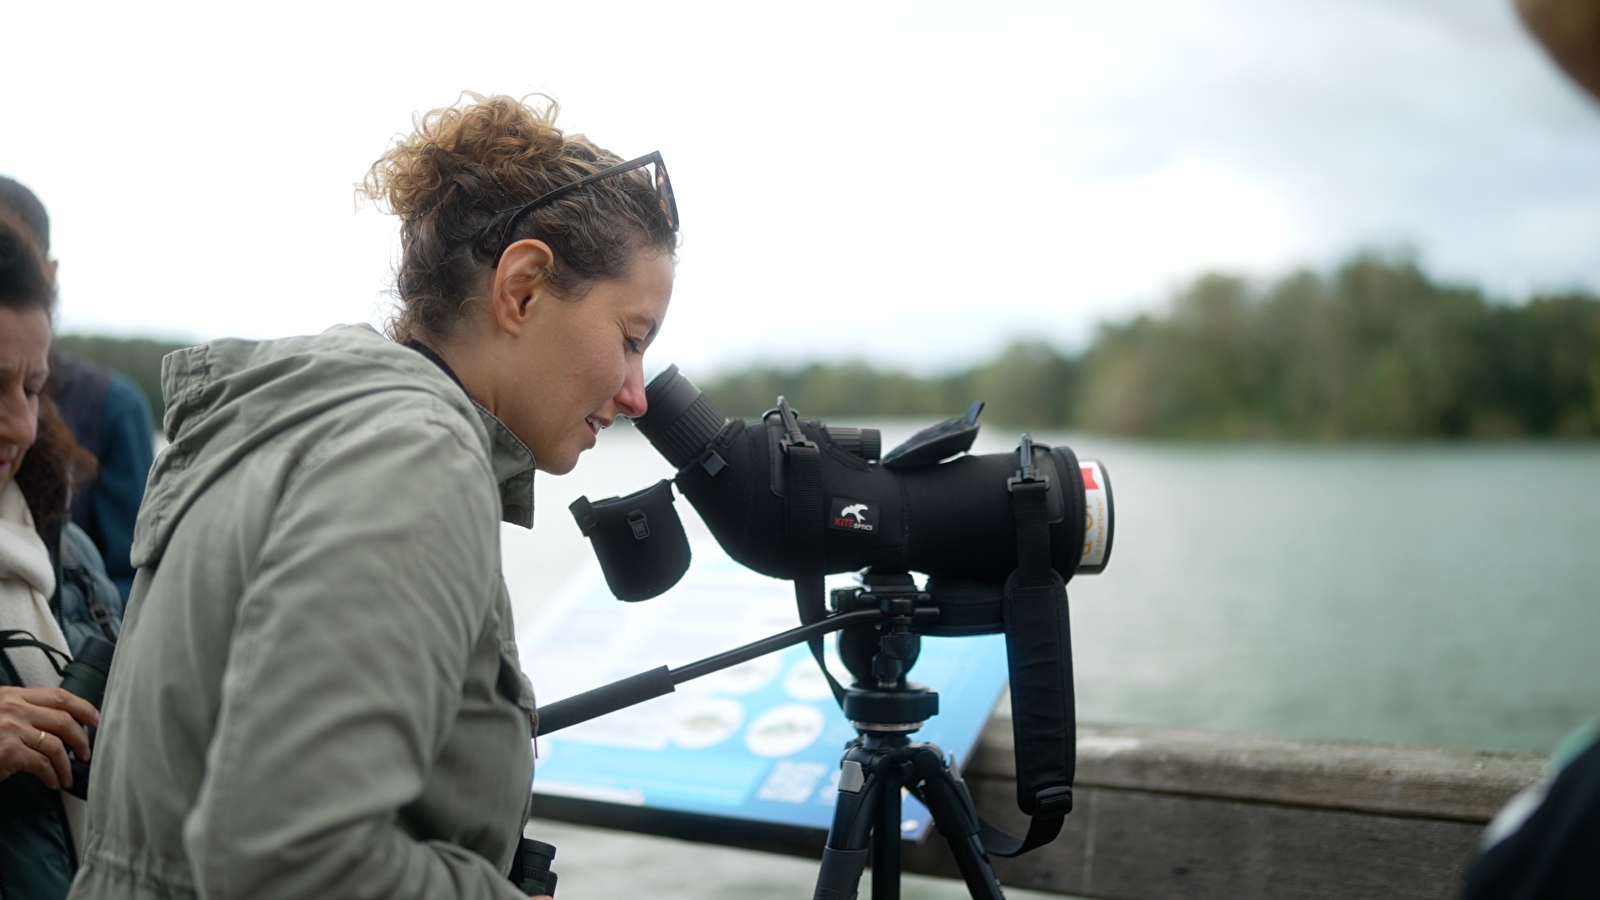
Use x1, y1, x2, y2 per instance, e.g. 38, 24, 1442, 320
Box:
0, 686, 99, 791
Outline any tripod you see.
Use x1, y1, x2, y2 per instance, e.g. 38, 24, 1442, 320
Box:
532, 570, 1024, 900
813, 571, 1005, 900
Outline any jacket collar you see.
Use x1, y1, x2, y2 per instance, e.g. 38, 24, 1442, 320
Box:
405, 340, 538, 528
474, 401, 537, 528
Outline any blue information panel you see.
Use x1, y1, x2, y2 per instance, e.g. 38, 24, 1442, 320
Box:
517, 545, 1010, 837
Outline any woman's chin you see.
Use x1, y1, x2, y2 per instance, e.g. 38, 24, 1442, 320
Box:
537, 450, 581, 477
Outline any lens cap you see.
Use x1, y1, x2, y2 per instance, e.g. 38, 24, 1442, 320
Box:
570, 480, 692, 601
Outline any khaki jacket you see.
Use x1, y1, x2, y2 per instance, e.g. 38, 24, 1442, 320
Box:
69, 325, 538, 900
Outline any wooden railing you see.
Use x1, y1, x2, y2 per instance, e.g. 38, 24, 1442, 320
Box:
529, 720, 1548, 900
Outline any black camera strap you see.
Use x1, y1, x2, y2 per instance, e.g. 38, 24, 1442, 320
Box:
980, 438, 1079, 858
0, 630, 72, 679
779, 401, 847, 705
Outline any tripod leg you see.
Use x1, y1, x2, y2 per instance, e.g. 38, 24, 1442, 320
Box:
912, 748, 1006, 900
815, 753, 879, 900
871, 757, 904, 900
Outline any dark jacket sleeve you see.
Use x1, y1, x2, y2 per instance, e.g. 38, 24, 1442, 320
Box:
1463, 725, 1600, 899
88, 376, 154, 600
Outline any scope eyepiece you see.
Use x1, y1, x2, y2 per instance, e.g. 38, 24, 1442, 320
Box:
635, 365, 728, 470
825, 427, 881, 462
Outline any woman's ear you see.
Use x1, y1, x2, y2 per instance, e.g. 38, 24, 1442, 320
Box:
489, 239, 556, 336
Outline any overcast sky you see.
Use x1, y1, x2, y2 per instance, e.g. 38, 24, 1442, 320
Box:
3, 0, 1598, 376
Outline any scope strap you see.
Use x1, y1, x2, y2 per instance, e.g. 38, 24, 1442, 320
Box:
785, 437, 846, 705
977, 809, 1065, 859
978, 443, 1079, 858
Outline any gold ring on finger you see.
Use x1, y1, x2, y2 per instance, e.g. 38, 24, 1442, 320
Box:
32, 730, 47, 751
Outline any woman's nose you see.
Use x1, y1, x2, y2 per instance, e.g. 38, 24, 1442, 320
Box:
615, 365, 648, 419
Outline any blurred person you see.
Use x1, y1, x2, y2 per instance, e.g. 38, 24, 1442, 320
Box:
1460, 4, 1600, 898
0, 211, 126, 899
67, 93, 677, 900
1518, 0, 1600, 97
0, 176, 156, 601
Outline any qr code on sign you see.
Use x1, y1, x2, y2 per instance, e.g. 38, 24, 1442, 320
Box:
755, 761, 831, 804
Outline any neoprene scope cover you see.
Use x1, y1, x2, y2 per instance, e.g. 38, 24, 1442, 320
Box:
570, 480, 692, 601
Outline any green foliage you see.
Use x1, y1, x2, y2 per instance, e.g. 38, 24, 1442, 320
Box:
706, 252, 1600, 439
700, 345, 1080, 426
53, 253, 1600, 439
52, 334, 190, 424
1076, 253, 1600, 438
703, 362, 973, 421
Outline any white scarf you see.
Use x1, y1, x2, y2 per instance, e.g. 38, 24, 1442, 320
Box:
0, 479, 84, 853
0, 479, 62, 687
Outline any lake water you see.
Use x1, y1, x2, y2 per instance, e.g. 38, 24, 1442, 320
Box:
499, 422, 1600, 898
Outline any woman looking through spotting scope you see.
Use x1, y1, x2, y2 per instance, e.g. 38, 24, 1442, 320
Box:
67, 93, 678, 900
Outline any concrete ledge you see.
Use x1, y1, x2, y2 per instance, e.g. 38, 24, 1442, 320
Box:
532, 720, 1549, 899
978, 723, 1546, 822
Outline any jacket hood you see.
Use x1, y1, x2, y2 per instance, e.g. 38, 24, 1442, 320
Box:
131, 324, 537, 568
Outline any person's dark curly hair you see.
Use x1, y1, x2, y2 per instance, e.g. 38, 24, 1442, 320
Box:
0, 211, 94, 538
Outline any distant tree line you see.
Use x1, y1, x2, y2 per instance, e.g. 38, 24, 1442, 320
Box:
52, 252, 1600, 439
702, 253, 1600, 439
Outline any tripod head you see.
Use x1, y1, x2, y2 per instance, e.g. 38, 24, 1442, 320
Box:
830, 568, 942, 735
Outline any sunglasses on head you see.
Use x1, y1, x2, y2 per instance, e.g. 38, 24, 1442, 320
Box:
490, 151, 678, 267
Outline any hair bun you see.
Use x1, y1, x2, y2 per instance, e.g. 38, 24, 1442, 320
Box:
362, 92, 574, 221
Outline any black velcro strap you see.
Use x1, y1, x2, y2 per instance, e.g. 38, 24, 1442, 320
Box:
1001, 572, 1076, 816
1010, 478, 1053, 590
982, 448, 1079, 859
796, 577, 844, 704
787, 441, 824, 579
785, 441, 845, 704
977, 812, 1065, 859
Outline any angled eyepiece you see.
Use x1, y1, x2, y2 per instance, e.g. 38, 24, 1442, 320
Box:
634, 365, 728, 470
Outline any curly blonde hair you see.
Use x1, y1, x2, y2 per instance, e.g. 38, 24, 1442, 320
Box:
361, 93, 677, 343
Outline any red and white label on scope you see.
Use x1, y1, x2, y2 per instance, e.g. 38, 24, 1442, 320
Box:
1080, 461, 1110, 567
